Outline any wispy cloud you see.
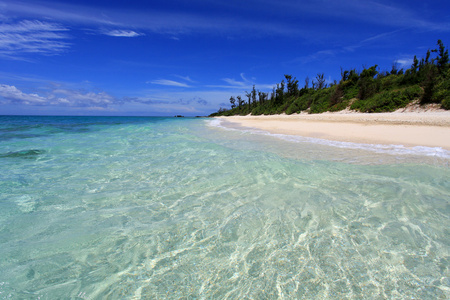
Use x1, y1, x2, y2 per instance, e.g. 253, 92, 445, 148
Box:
0, 0, 303, 38
344, 29, 406, 53
292, 29, 408, 66
221, 73, 251, 87
174, 75, 195, 83
0, 84, 116, 107
268, 0, 450, 31
104, 30, 143, 37
291, 50, 336, 65
0, 20, 70, 58
149, 79, 191, 88
1, 0, 448, 43
207, 73, 274, 91
1, 1, 119, 27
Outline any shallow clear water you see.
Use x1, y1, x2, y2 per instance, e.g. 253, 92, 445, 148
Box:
0, 116, 448, 299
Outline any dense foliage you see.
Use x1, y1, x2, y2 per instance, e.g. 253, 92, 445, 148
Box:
210, 40, 450, 116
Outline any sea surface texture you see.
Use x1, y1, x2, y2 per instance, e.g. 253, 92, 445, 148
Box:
0, 116, 449, 299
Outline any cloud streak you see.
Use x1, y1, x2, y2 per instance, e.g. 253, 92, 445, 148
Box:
0, 20, 70, 58
207, 73, 274, 91
221, 73, 251, 87
1, 0, 448, 44
174, 75, 195, 83
149, 79, 191, 88
0, 0, 304, 37
104, 30, 143, 37
2, 0, 447, 49
292, 29, 408, 66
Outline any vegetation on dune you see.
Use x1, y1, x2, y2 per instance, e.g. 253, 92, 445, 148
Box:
210, 40, 450, 116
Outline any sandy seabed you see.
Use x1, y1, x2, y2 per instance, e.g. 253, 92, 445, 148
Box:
218, 110, 450, 150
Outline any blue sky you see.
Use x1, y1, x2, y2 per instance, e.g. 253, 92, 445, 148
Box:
0, 0, 449, 116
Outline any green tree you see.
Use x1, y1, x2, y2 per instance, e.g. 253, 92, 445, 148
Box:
275, 80, 285, 105
229, 96, 236, 109
237, 96, 244, 109
258, 91, 268, 105
315, 73, 326, 90
425, 49, 431, 65
330, 84, 344, 105
420, 67, 436, 104
358, 65, 379, 100
285, 74, 299, 96
341, 69, 349, 81
435, 39, 449, 75
412, 55, 419, 74
270, 87, 276, 102
348, 69, 359, 83
245, 91, 251, 110
251, 85, 257, 107
361, 65, 378, 78
390, 63, 402, 75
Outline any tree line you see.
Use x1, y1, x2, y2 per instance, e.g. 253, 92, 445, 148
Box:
210, 40, 449, 116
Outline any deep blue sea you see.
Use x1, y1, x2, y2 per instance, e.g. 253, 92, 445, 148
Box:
0, 116, 449, 299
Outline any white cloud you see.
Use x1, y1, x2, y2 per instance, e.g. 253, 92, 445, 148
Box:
222, 78, 245, 87
395, 58, 413, 68
0, 84, 47, 104
104, 30, 143, 37
0, 84, 116, 107
0, 20, 70, 58
149, 79, 191, 88
51, 89, 115, 107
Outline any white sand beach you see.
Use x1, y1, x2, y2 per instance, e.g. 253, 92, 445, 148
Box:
219, 110, 450, 150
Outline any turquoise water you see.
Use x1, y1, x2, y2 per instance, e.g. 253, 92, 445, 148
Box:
0, 116, 448, 299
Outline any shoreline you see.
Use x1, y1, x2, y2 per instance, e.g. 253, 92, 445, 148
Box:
217, 111, 450, 150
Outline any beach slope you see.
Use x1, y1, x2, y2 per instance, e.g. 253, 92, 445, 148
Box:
219, 111, 450, 150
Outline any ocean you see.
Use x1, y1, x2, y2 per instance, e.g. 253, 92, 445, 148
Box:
0, 115, 448, 299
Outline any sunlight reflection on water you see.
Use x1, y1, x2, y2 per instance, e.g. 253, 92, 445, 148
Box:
0, 116, 448, 299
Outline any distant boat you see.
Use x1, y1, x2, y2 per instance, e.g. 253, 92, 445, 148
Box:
174, 115, 184, 118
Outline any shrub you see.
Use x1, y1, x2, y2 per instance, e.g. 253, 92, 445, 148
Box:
309, 88, 333, 113
342, 84, 359, 100
420, 68, 437, 104
380, 74, 401, 90
328, 99, 349, 112
329, 84, 344, 106
442, 98, 450, 110
351, 87, 419, 112
433, 73, 450, 106
285, 103, 298, 115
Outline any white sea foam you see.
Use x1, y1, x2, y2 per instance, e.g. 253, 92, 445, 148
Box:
207, 118, 450, 159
